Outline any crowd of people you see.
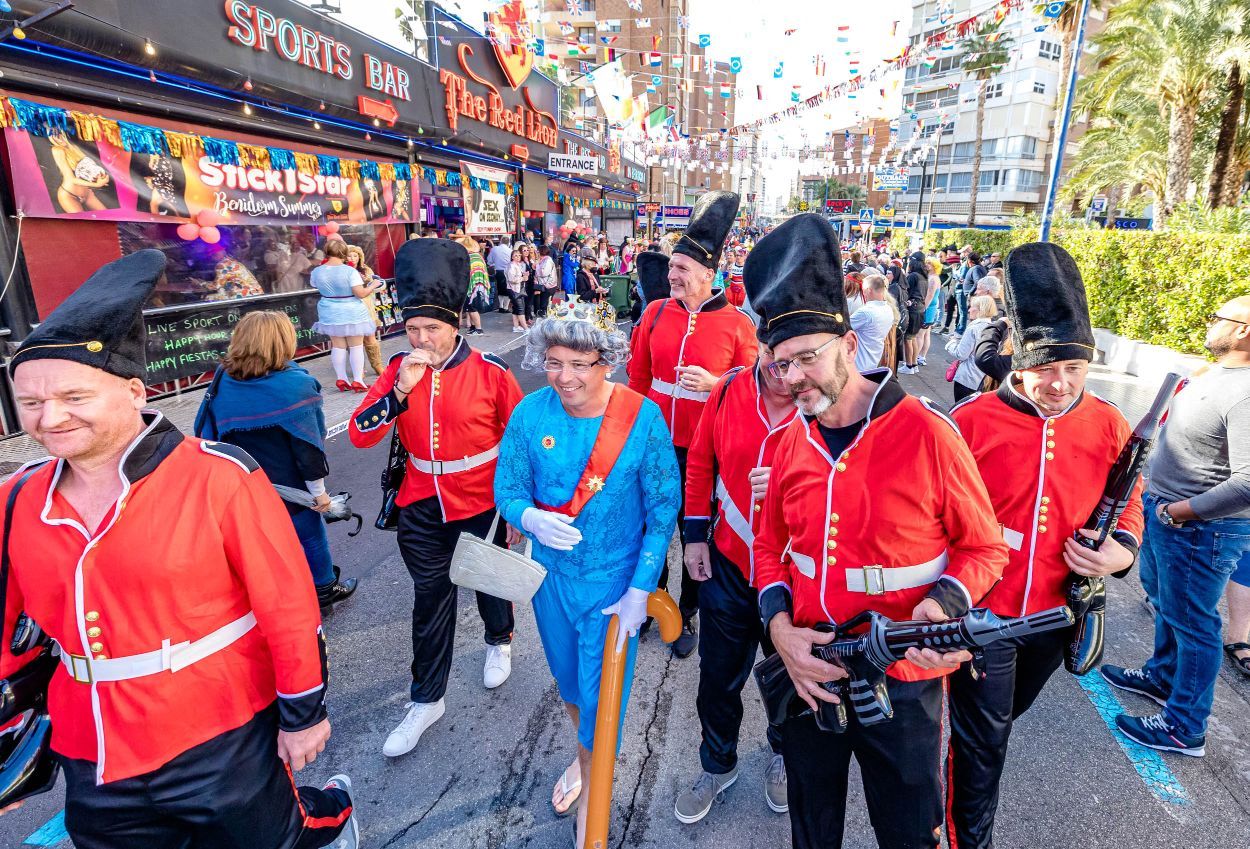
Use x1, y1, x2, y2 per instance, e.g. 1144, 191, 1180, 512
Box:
2, 189, 1248, 849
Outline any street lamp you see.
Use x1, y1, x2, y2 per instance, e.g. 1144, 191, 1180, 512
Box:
308, 1, 341, 13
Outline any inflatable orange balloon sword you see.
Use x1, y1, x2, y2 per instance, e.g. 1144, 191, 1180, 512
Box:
584, 590, 682, 849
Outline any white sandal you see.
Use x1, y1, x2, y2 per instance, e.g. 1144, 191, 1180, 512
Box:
552, 761, 582, 817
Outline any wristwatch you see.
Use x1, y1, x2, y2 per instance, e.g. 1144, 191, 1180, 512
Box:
1158, 502, 1185, 527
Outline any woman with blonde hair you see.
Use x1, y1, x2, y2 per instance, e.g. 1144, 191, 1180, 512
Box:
48, 130, 110, 213
195, 311, 358, 609
916, 257, 943, 366
946, 294, 997, 402
345, 244, 385, 375
311, 239, 386, 391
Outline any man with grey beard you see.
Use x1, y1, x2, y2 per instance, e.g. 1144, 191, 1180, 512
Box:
745, 214, 1008, 849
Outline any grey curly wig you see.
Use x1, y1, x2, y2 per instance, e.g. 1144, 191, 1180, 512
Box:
522, 317, 631, 374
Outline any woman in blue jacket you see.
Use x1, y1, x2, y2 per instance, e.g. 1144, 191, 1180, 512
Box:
561, 242, 580, 297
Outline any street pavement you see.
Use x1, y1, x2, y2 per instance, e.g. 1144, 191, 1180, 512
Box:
4, 313, 1249, 848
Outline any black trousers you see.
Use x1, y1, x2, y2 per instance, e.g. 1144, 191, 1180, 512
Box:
946, 628, 1067, 849
61, 706, 351, 849
783, 677, 944, 849
942, 292, 957, 330
697, 542, 781, 774
397, 497, 515, 703
657, 446, 699, 620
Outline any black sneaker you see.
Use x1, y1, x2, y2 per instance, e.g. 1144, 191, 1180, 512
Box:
672, 615, 698, 658
1100, 664, 1167, 706
1115, 712, 1205, 757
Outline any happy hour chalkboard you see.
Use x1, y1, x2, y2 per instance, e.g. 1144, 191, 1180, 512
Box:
144, 292, 325, 384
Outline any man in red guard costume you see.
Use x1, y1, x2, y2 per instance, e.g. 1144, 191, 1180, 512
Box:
673, 317, 797, 824
945, 242, 1143, 849
349, 239, 523, 758
628, 191, 758, 657
748, 215, 1009, 849
0, 251, 356, 848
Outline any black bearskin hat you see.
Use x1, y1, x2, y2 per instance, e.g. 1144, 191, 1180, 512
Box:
395, 239, 470, 326
743, 213, 850, 348
672, 190, 740, 269
1004, 241, 1096, 370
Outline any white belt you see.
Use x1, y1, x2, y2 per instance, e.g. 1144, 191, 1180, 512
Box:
58, 612, 257, 684
715, 477, 755, 546
410, 445, 499, 475
650, 377, 711, 402
844, 552, 949, 595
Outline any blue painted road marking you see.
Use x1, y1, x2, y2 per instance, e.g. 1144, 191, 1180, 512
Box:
1076, 671, 1191, 808
23, 810, 67, 846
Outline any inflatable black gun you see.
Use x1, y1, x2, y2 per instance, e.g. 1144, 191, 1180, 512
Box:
1066, 372, 1181, 676
754, 605, 1075, 731
0, 614, 59, 808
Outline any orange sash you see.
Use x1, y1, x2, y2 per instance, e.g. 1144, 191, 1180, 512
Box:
537, 384, 646, 518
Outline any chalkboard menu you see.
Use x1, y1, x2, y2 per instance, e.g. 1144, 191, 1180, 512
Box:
144, 292, 325, 384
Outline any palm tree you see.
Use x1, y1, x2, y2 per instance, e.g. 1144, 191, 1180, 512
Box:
960, 21, 1014, 227
1219, 85, 1250, 206
1208, 23, 1250, 205
1062, 100, 1169, 226
1086, 0, 1250, 216
822, 178, 868, 204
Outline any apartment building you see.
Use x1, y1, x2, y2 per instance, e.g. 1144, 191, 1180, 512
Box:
893, 0, 1069, 225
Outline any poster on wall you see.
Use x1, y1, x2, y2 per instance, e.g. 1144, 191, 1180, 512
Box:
460, 162, 516, 237
4, 125, 418, 226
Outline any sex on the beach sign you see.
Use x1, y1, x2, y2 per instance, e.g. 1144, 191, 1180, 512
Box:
460, 162, 517, 237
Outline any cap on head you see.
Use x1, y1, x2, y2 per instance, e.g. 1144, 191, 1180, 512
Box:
395, 239, 470, 327
743, 213, 849, 348
1004, 242, 1095, 370
672, 191, 740, 269
12, 249, 167, 380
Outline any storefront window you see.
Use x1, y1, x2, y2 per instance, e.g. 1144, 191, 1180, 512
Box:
118, 222, 379, 309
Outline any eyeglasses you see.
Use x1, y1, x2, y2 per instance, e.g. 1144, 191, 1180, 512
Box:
766, 336, 840, 379
1208, 313, 1249, 327
542, 359, 604, 374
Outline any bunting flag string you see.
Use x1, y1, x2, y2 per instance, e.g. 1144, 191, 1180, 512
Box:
704, 0, 1024, 140
0, 95, 413, 183
545, 189, 636, 210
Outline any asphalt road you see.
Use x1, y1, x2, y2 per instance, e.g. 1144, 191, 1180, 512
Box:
4, 314, 1249, 848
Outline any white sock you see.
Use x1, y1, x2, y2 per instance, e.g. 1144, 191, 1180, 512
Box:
330, 347, 348, 382
348, 345, 365, 384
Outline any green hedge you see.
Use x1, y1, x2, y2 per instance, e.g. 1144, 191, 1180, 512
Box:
883, 225, 1250, 355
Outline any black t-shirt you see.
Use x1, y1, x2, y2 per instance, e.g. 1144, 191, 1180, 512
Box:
905, 270, 927, 304
818, 419, 866, 459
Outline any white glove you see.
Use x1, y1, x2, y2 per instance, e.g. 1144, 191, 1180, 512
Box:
521, 507, 583, 551
601, 587, 650, 652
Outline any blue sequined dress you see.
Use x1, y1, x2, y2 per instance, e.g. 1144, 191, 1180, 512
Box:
496, 386, 679, 749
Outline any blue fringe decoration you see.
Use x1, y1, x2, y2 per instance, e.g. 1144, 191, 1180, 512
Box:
316, 155, 340, 177
267, 147, 296, 171
202, 137, 240, 166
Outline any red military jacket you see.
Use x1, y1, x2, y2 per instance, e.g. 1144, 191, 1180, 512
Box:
349, 338, 523, 522
685, 365, 796, 581
754, 373, 1009, 681
950, 382, 1145, 617
627, 292, 758, 448
0, 413, 328, 784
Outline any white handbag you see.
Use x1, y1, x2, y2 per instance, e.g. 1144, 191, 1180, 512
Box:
449, 512, 547, 603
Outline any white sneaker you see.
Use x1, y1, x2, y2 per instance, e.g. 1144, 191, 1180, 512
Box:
483, 643, 512, 689
512, 326, 525, 333
382, 699, 445, 757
